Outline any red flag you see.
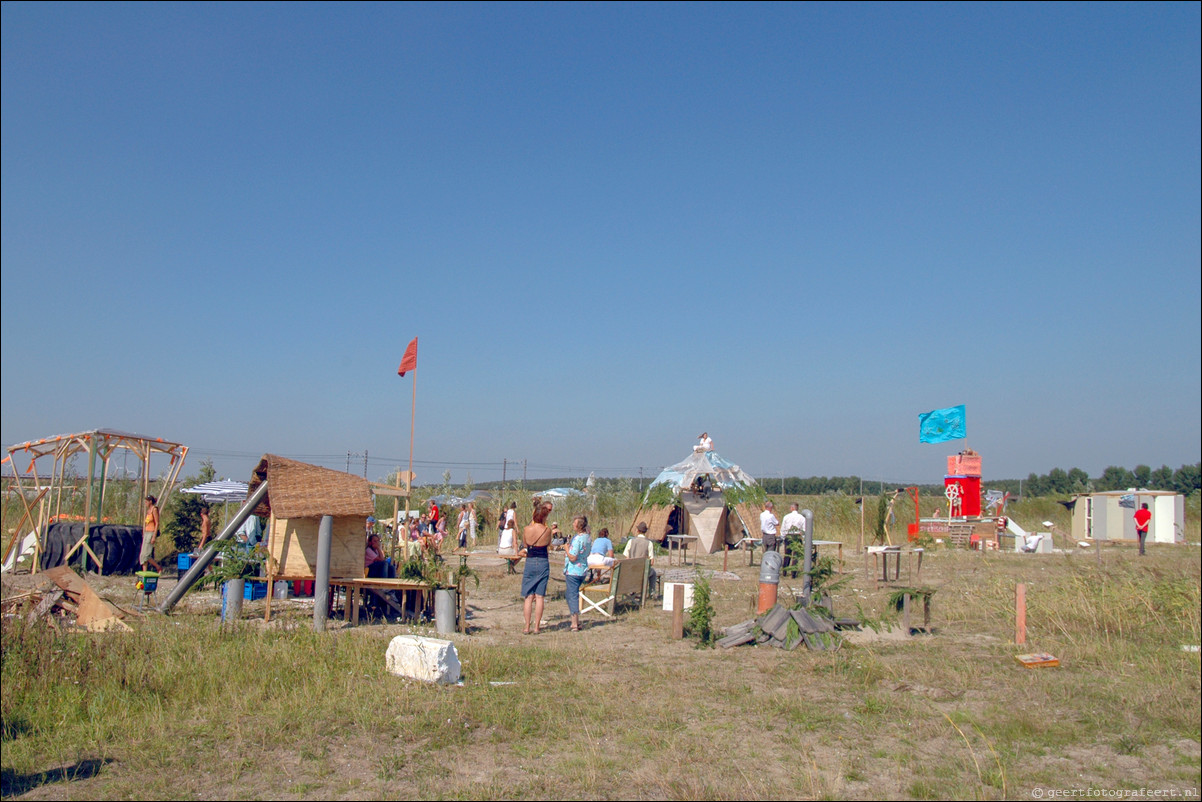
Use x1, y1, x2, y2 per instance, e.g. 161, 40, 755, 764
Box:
397, 337, 418, 376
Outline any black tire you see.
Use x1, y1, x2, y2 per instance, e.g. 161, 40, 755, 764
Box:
108, 527, 131, 574
39, 522, 61, 570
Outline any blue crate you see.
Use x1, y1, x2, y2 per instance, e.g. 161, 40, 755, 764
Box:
177, 553, 196, 572
243, 580, 268, 601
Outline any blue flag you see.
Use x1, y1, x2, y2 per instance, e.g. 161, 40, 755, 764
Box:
919, 405, 966, 444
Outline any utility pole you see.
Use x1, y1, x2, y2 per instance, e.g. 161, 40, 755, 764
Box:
522, 459, 527, 483
346, 451, 351, 473
502, 459, 507, 484
363, 450, 368, 479
639, 467, 644, 491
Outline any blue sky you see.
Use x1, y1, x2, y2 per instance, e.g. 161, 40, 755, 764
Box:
3, 2, 1199, 487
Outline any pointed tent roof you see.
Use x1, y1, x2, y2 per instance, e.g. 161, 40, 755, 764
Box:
648, 450, 756, 492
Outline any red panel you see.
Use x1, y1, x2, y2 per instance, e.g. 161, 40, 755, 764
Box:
944, 476, 982, 517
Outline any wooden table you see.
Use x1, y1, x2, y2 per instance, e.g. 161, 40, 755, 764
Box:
735, 537, 762, 566
665, 535, 699, 566
333, 577, 433, 625
812, 539, 845, 571
864, 547, 924, 588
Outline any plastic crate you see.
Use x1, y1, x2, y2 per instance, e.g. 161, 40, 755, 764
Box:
243, 580, 268, 601
177, 553, 196, 572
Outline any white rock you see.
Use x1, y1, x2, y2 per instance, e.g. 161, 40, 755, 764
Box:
385, 635, 461, 684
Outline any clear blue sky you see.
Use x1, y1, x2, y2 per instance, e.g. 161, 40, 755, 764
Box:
3, 2, 1199, 487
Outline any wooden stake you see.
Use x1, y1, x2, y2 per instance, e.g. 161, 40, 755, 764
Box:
672, 584, 684, 639
1015, 583, 1026, 645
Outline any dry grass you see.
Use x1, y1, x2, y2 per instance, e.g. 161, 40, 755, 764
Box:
3, 515, 1200, 800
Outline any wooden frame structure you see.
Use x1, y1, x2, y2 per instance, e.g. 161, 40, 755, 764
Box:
4, 429, 187, 572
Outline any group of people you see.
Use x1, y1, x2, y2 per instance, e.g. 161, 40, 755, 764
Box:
758, 500, 809, 576
515, 499, 658, 634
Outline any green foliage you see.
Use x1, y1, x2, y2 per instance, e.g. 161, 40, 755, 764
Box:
455, 555, 480, 589
720, 482, 766, 506
163, 460, 217, 554
642, 482, 676, 508
685, 572, 717, 647
194, 537, 264, 590
874, 493, 888, 544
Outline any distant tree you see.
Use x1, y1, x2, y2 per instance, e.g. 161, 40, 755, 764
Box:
1047, 468, 1071, 495
1132, 465, 1152, 488
1150, 465, 1174, 490
1173, 463, 1201, 494
1068, 467, 1090, 493
1097, 466, 1135, 492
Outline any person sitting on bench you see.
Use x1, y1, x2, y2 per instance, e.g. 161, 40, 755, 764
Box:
623, 522, 658, 596
365, 534, 394, 578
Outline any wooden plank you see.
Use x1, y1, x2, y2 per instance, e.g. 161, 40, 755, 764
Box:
672, 584, 684, 639
26, 589, 64, 624
270, 516, 362, 578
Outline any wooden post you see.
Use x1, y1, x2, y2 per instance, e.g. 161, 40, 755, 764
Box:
723, 544, 729, 572
858, 497, 864, 554
1015, 583, 1026, 645
672, 584, 684, 639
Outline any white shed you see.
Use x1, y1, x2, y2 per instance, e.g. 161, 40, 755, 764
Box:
1070, 490, 1184, 544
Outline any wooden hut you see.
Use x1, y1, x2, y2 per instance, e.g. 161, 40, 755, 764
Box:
248, 454, 374, 583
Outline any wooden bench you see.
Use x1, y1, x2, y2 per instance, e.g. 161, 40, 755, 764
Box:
579, 557, 650, 618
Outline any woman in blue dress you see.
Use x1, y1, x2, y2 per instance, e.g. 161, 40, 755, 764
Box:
520, 499, 554, 635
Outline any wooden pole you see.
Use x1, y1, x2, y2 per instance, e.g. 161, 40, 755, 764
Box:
1015, 583, 1027, 645
405, 346, 417, 523
672, 584, 685, 639
859, 497, 864, 554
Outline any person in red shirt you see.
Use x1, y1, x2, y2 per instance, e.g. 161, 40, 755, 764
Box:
427, 500, 440, 535
1134, 503, 1151, 556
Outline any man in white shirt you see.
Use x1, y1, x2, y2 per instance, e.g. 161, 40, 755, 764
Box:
781, 503, 806, 576
760, 502, 779, 552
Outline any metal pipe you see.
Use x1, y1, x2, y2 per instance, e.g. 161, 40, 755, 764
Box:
801, 509, 814, 604
158, 480, 270, 613
314, 514, 333, 631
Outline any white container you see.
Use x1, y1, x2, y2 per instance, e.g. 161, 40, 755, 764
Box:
273, 580, 289, 600
662, 582, 694, 611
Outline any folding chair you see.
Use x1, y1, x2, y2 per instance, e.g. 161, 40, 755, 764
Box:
578, 558, 649, 618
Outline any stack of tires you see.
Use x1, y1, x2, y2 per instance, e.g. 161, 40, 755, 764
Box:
38, 522, 145, 575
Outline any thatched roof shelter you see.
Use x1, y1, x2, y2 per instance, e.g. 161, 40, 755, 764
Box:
248, 454, 374, 519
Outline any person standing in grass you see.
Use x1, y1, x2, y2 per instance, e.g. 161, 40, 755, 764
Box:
760, 502, 779, 553
499, 501, 518, 554
141, 496, 161, 572
781, 502, 806, 577
457, 505, 470, 550
564, 515, 592, 631
521, 499, 554, 635
1134, 503, 1151, 556
197, 505, 212, 551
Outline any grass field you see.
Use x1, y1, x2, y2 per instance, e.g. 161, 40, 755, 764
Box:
2, 496, 1200, 800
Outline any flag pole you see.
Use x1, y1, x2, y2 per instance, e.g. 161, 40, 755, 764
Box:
407, 365, 417, 514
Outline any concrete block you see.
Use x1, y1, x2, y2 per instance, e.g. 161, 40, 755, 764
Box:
385, 635, 462, 684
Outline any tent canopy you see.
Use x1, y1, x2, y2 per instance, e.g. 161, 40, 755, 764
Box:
181, 479, 249, 504
648, 450, 756, 492
534, 487, 586, 499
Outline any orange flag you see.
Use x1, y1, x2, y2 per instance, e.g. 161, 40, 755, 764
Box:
397, 337, 418, 377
